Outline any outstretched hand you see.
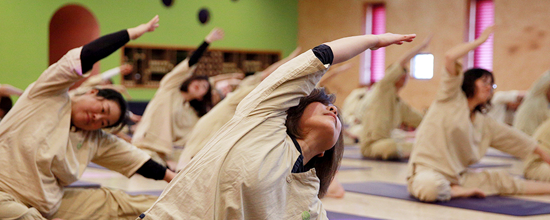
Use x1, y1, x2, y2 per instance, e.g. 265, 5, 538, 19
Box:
120, 64, 134, 76
128, 15, 160, 40
206, 28, 225, 43
372, 33, 416, 50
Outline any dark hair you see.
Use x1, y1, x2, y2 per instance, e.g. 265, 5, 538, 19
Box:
180, 75, 212, 117
0, 96, 13, 117
461, 68, 494, 113
96, 88, 128, 128
285, 88, 344, 198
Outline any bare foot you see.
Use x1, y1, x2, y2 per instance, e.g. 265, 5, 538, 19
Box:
450, 185, 486, 199
326, 176, 345, 199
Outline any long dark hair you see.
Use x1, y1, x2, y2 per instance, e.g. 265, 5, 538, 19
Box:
285, 88, 344, 198
180, 75, 212, 117
461, 68, 494, 113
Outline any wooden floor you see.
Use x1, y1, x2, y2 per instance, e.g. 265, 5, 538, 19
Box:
81, 147, 550, 220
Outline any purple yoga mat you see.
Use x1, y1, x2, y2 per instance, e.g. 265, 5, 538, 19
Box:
66, 180, 101, 188
342, 154, 512, 169
127, 190, 163, 196
326, 211, 385, 220
342, 154, 408, 162
339, 165, 372, 171
342, 181, 550, 216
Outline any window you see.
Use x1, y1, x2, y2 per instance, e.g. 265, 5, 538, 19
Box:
360, 4, 386, 85
467, 0, 494, 70
410, 53, 434, 80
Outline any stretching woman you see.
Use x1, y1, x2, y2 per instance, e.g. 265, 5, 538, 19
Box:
0, 16, 176, 220
407, 26, 550, 202
131, 28, 224, 166
359, 36, 430, 160
139, 33, 415, 219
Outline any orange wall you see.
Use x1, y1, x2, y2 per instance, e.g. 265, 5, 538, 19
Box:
299, 0, 550, 111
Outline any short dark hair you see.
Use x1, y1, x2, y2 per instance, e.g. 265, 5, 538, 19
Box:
0, 96, 13, 117
180, 75, 213, 116
96, 88, 128, 128
461, 68, 494, 113
285, 88, 344, 198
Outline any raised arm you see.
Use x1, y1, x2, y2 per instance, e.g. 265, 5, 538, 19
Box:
188, 28, 224, 67
81, 15, 159, 73
325, 33, 416, 65
0, 84, 23, 96
127, 15, 160, 40
236, 33, 415, 118
397, 34, 432, 67
160, 28, 224, 89
445, 26, 494, 75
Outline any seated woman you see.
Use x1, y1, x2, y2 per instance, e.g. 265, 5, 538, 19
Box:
359, 36, 431, 160
131, 28, 224, 167
513, 70, 550, 135
139, 33, 415, 219
407, 26, 550, 202
0, 16, 176, 220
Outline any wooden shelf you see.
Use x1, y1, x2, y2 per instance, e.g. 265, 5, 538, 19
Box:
121, 44, 281, 88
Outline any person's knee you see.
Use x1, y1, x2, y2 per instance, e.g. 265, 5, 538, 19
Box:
409, 172, 451, 202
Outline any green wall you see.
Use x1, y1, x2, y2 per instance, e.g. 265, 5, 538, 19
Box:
0, 0, 298, 100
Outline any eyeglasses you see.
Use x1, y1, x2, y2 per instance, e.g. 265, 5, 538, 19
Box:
482, 79, 497, 90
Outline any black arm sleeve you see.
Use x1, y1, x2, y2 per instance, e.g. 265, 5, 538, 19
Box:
188, 41, 210, 66
80, 30, 130, 73
312, 44, 334, 65
135, 159, 167, 180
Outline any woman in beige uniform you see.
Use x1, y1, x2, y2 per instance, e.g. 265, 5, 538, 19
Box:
407, 26, 550, 202
176, 47, 301, 171
358, 36, 431, 160
138, 33, 415, 219
0, 16, 177, 220
513, 70, 550, 135
131, 28, 224, 167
